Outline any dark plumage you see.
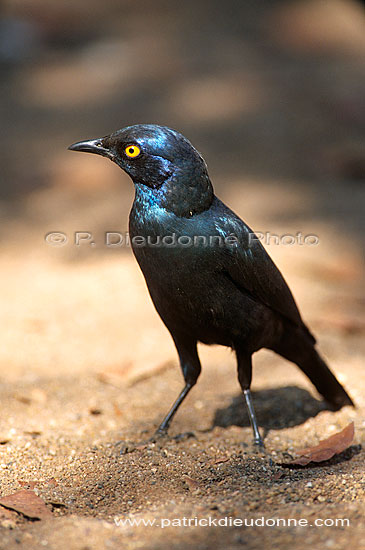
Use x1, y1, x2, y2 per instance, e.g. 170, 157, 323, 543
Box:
69, 124, 353, 445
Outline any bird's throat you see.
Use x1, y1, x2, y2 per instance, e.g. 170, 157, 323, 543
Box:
133, 172, 214, 218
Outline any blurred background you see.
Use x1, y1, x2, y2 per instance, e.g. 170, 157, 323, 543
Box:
0, 0, 364, 383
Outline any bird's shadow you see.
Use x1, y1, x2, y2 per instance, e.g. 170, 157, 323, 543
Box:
213, 386, 327, 432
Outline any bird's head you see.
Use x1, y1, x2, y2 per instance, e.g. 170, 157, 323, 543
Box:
68, 124, 214, 216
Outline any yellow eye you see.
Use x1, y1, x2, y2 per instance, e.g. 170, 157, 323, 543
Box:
125, 145, 141, 158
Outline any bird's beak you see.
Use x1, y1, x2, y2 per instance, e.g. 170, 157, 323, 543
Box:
68, 138, 114, 160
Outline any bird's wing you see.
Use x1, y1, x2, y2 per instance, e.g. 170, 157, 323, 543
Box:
212, 200, 314, 338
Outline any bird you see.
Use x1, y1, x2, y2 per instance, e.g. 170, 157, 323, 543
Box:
68, 124, 354, 445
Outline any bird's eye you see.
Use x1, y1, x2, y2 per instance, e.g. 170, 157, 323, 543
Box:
125, 145, 141, 158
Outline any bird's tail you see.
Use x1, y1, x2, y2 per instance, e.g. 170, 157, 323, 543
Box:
294, 347, 354, 409
272, 325, 354, 410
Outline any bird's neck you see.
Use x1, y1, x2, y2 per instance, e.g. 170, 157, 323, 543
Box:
132, 171, 214, 218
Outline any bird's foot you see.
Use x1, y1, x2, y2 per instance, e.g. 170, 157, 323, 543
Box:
150, 428, 169, 443
150, 429, 196, 445
114, 440, 138, 455
114, 430, 169, 454
114, 429, 196, 455
242, 436, 267, 456
114, 433, 168, 455
254, 436, 265, 448
172, 431, 196, 442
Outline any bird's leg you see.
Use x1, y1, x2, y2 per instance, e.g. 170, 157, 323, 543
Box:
236, 349, 264, 446
157, 383, 194, 433
243, 388, 263, 446
156, 337, 201, 435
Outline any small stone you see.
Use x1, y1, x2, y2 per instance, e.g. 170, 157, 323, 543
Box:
1, 519, 16, 529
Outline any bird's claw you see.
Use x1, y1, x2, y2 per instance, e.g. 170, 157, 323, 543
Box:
150, 429, 169, 442
149, 429, 196, 445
